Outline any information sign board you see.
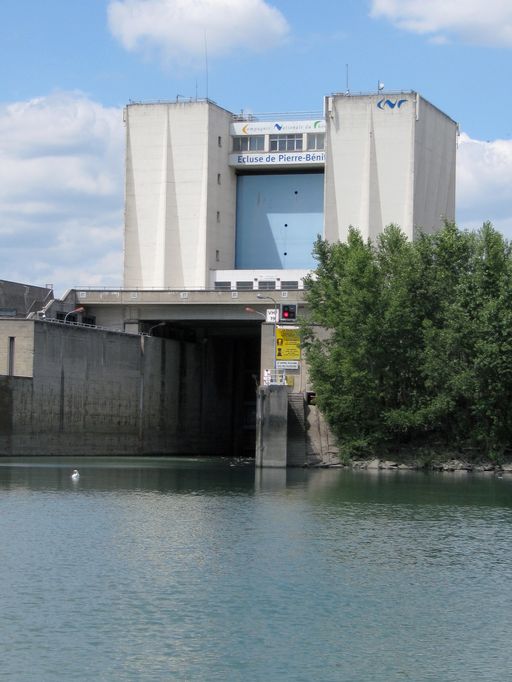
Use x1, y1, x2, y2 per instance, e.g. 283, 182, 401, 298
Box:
275, 327, 301, 361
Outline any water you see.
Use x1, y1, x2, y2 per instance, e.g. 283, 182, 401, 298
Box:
1, 458, 512, 681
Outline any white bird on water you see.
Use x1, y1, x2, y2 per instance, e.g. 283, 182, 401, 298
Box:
71, 469, 80, 481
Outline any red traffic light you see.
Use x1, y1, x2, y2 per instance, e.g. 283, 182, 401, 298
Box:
280, 304, 297, 321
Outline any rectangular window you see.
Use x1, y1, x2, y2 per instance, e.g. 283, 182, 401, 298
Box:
214, 281, 231, 291
307, 133, 325, 150
249, 135, 264, 151
269, 134, 303, 152
236, 281, 253, 291
281, 280, 299, 290
258, 281, 276, 290
232, 135, 265, 152
232, 137, 248, 152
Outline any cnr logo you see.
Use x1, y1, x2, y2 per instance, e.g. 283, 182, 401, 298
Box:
377, 98, 408, 110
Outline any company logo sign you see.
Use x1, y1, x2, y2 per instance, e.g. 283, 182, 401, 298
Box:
231, 120, 325, 135
377, 98, 408, 110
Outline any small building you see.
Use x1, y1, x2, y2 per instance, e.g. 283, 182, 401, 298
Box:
0, 280, 53, 319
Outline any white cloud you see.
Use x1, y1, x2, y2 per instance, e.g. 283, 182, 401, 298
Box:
0, 93, 124, 296
457, 132, 512, 237
370, 0, 512, 47
107, 0, 289, 65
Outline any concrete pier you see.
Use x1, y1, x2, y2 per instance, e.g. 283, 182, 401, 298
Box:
255, 385, 289, 467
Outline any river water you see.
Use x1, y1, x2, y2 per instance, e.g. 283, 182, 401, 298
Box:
1, 457, 511, 681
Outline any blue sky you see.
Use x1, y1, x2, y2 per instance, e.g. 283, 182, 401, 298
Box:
1, 0, 512, 294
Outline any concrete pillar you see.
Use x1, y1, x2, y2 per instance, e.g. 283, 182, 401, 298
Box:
255, 384, 288, 467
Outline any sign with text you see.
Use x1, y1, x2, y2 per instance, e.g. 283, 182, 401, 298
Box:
266, 308, 278, 323
275, 327, 301, 361
276, 360, 299, 370
229, 151, 325, 167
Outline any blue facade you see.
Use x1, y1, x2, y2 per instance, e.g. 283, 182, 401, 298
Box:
235, 173, 324, 269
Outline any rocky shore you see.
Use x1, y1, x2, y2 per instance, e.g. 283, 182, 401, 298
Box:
311, 456, 512, 473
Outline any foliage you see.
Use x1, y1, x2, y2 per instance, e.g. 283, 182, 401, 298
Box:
303, 222, 512, 459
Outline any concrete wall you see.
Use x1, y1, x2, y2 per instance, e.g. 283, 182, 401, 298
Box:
123, 100, 236, 289
0, 320, 236, 456
0, 319, 35, 377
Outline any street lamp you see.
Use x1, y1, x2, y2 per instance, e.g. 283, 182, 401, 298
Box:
244, 306, 266, 319
256, 294, 278, 377
64, 307, 84, 323
148, 321, 166, 336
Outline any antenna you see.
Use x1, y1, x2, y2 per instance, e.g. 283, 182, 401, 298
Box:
204, 31, 209, 100
345, 64, 349, 93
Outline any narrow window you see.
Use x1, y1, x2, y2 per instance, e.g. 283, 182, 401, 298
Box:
216, 211, 220, 223
218, 136, 222, 147
8, 337, 15, 376
217, 173, 221, 185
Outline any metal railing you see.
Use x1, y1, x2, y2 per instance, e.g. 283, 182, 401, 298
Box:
32, 316, 143, 336
262, 369, 288, 386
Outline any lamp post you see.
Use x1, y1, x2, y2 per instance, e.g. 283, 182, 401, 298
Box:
256, 294, 278, 378
64, 306, 84, 323
148, 321, 166, 336
244, 306, 266, 319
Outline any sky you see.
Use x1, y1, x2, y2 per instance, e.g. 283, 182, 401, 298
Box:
1, 0, 512, 295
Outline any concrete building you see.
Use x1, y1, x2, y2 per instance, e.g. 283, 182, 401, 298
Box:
123, 92, 457, 291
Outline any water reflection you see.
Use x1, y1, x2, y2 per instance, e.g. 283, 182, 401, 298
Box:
2, 457, 512, 681
1, 457, 512, 509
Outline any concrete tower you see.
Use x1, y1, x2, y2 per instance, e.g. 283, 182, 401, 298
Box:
324, 92, 457, 242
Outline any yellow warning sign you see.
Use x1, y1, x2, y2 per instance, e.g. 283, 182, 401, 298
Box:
275, 327, 301, 361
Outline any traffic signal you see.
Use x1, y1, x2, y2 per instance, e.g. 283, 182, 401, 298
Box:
280, 304, 297, 321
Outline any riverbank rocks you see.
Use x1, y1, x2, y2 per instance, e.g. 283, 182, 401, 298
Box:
349, 458, 413, 470
474, 463, 497, 472
316, 456, 512, 473
432, 459, 473, 472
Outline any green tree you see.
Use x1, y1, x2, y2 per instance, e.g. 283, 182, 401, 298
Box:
303, 222, 512, 460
